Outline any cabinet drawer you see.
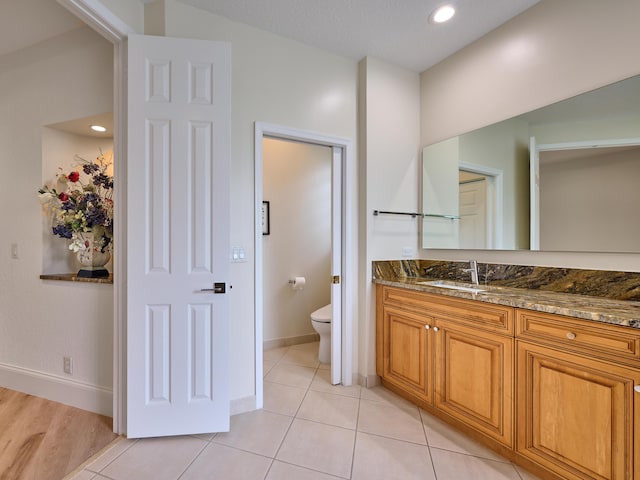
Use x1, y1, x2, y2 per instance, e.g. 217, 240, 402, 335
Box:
516, 309, 640, 365
380, 285, 514, 335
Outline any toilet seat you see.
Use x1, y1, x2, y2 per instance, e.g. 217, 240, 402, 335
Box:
311, 304, 332, 323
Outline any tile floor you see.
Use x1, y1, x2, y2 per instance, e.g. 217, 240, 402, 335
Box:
67, 342, 541, 480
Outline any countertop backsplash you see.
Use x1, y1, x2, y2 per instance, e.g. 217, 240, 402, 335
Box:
373, 260, 640, 302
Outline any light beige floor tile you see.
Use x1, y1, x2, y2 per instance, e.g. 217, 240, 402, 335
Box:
360, 385, 415, 408
318, 362, 331, 370
264, 346, 290, 363
263, 381, 307, 416
192, 432, 216, 441
357, 399, 426, 445
84, 438, 138, 472
280, 347, 321, 368
276, 418, 356, 479
180, 442, 272, 480
430, 448, 522, 480
351, 432, 435, 480
297, 390, 359, 429
514, 465, 544, 480
213, 409, 293, 457
264, 360, 277, 376
420, 410, 507, 462
266, 460, 342, 480
100, 436, 207, 480
310, 369, 361, 398
264, 363, 317, 388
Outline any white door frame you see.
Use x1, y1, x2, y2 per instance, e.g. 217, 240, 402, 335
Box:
254, 122, 354, 408
58, 0, 132, 434
458, 161, 504, 249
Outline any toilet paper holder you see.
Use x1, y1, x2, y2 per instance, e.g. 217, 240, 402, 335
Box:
288, 277, 306, 290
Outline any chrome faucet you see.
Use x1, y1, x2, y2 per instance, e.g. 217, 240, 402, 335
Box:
462, 260, 479, 285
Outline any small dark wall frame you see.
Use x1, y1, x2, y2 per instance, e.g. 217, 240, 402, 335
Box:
262, 201, 270, 235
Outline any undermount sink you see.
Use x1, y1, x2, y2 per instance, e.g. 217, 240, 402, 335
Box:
417, 280, 487, 294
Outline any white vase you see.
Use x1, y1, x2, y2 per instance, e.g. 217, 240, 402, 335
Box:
75, 233, 111, 278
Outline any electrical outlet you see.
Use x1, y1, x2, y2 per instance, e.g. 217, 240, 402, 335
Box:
63, 356, 73, 375
11, 243, 18, 259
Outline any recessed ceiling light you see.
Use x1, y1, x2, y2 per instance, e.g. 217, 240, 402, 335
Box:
91, 125, 107, 132
430, 4, 456, 24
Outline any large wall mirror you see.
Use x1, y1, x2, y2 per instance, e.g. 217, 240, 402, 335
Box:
421, 74, 640, 253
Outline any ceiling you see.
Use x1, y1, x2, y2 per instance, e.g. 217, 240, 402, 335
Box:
178, 0, 539, 72
1, 0, 540, 136
47, 112, 114, 138
2, 0, 539, 73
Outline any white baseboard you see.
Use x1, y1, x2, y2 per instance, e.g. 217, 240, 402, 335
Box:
231, 395, 256, 416
357, 373, 380, 388
0, 362, 112, 416
263, 333, 319, 350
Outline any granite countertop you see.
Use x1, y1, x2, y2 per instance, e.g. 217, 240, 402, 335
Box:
374, 277, 640, 329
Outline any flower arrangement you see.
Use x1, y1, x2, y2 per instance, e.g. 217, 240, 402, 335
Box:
38, 151, 114, 257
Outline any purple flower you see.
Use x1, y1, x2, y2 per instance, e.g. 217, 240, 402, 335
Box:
52, 224, 73, 239
82, 163, 100, 175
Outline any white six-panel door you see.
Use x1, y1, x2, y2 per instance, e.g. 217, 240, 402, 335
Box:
126, 34, 231, 438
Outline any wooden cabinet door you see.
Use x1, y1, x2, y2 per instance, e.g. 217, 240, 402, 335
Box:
517, 341, 640, 480
380, 304, 433, 404
434, 318, 514, 448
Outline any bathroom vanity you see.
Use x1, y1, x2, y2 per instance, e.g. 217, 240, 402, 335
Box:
374, 265, 640, 480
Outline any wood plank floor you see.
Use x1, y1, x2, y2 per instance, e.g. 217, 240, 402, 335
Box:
0, 387, 117, 480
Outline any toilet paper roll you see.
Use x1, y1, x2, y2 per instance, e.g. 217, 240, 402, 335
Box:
291, 276, 306, 290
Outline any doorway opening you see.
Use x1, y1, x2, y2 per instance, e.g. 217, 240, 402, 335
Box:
459, 162, 503, 249
254, 123, 354, 409
261, 137, 332, 351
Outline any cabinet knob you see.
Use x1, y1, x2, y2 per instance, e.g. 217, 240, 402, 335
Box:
425, 324, 430, 330
566, 332, 576, 340
635, 385, 640, 393
433, 326, 439, 332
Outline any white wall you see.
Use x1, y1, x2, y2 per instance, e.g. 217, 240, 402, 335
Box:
418, 0, 640, 273
99, 0, 144, 32
421, 0, 640, 146
157, 0, 358, 402
0, 26, 114, 413
360, 57, 421, 384
262, 138, 332, 344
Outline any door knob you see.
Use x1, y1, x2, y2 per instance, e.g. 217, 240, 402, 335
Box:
200, 282, 227, 294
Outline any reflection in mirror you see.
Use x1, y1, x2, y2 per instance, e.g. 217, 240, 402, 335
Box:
422, 119, 529, 250
534, 142, 640, 253
421, 74, 640, 253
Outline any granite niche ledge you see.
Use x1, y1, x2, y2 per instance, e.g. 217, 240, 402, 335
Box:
40, 273, 114, 284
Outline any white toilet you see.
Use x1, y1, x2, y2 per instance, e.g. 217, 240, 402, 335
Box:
310, 304, 332, 364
